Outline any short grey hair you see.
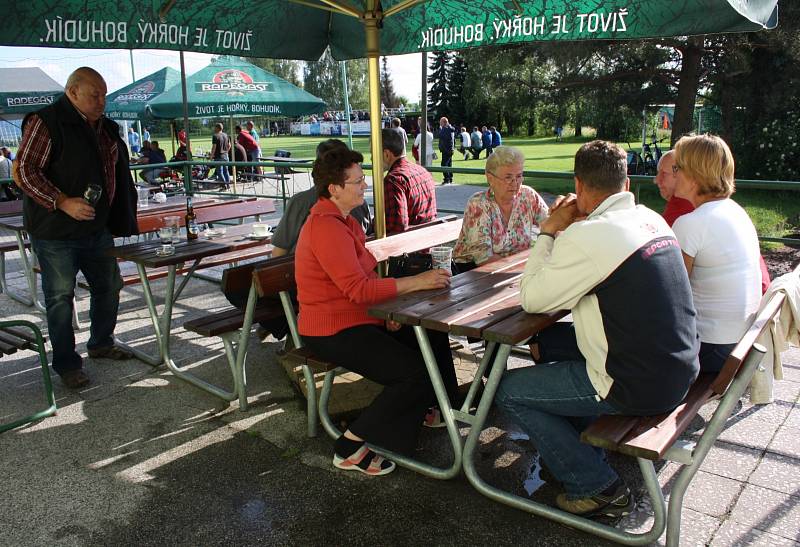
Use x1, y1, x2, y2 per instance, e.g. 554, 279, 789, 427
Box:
485, 146, 525, 175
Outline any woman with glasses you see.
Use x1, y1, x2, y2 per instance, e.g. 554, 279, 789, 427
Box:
453, 146, 549, 271
671, 134, 761, 372
295, 147, 458, 476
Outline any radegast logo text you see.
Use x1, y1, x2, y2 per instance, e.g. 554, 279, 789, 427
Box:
195, 70, 272, 95
113, 81, 157, 104
7, 95, 57, 107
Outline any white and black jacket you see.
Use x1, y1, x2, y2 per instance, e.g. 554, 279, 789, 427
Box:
521, 192, 700, 415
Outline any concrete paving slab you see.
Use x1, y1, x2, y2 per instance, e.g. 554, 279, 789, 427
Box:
769, 426, 800, 457
730, 484, 800, 541
749, 452, 800, 496
711, 520, 800, 546
699, 441, 764, 483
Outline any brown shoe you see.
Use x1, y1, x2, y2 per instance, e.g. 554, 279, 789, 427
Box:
88, 345, 133, 360
61, 369, 90, 389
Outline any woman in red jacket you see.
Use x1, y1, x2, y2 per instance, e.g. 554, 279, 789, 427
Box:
295, 148, 457, 476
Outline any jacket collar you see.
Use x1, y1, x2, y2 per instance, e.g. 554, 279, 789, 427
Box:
587, 191, 635, 219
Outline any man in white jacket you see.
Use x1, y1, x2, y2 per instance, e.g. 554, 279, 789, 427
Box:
495, 140, 700, 518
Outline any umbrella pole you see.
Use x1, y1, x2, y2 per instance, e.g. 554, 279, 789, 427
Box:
179, 51, 192, 198
229, 114, 237, 194
340, 61, 353, 150
364, 5, 385, 239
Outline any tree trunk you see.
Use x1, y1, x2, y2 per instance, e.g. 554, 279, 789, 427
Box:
574, 102, 583, 137
671, 36, 705, 147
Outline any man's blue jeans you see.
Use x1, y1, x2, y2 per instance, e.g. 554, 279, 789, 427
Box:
32, 230, 123, 375
495, 324, 620, 499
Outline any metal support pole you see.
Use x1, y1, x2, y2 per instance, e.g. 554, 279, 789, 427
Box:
420, 51, 428, 167
179, 51, 193, 196
340, 61, 354, 150
364, 5, 386, 239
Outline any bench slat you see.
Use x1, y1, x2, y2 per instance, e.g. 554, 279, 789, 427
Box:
184, 305, 285, 337
284, 347, 337, 373
0, 326, 44, 345
482, 309, 569, 345
0, 329, 31, 352
366, 218, 462, 263
0, 240, 29, 253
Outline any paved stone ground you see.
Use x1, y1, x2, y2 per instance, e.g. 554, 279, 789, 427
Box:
1, 180, 799, 546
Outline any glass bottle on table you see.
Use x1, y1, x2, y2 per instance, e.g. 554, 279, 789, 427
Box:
185, 196, 198, 241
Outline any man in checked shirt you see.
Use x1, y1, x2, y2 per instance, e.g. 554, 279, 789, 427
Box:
16, 67, 138, 389
380, 127, 438, 236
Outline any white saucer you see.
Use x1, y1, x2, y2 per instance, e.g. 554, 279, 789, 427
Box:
247, 233, 270, 240
204, 229, 226, 239
155, 248, 175, 257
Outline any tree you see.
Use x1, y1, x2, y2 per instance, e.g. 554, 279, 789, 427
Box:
380, 57, 400, 108
244, 57, 302, 86
448, 53, 468, 125
427, 51, 451, 119
302, 48, 370, 111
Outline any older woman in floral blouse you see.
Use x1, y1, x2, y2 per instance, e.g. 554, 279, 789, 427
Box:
453, 146, 549, 270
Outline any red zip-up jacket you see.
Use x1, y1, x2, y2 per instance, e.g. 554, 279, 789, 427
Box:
296, 197, 397, 336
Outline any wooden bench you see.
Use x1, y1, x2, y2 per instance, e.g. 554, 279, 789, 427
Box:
579, 262, 798, 546
0, 320, 57, 433
254, 216, 464, 435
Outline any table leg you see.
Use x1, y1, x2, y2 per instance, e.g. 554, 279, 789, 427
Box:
461, 343, 666, 545
359, 326, 463, 480
1, 232, 38, 308
119, 262, 243, 404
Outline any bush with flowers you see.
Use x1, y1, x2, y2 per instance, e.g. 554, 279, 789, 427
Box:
732, 103, 800, 181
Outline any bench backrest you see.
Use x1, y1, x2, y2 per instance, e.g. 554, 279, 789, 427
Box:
137, 198, 276, 233
367, 217, 463, 263
251, 216, 463, 299
220, 256, 275, 295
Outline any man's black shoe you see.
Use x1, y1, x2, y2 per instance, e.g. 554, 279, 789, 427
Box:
61, 369, 90, 389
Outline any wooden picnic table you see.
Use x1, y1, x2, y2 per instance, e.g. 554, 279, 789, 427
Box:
107, 222, 274, 399
368, 250, 567, 480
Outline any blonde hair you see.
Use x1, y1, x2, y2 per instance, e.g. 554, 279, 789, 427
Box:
674, 134, 735, 198
485, 146, 525, 175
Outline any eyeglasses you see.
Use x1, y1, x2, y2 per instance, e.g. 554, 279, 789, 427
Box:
672, 163, 682, 174
343, 175, 366, 185
489, 172, 524, 184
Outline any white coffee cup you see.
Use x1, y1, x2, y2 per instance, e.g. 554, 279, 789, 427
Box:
252, 223, 272, 237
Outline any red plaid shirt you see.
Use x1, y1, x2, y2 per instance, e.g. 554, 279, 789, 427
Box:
16, 109, 117, 211
383, 157, 437, 235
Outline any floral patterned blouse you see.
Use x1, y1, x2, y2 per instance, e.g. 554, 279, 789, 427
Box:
453, 186, 549, 265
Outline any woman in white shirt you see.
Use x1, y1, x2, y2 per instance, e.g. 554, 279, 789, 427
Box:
671, 134, 761, 372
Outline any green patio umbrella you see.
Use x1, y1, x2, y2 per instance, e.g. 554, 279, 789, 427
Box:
105, 66, 182, 121
146, 56, 326, 119
0, 0, 780, 237
0, 67, 62, 119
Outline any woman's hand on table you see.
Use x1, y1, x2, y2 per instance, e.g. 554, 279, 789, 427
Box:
386, 319, 402, 332
395, 268, 451, 294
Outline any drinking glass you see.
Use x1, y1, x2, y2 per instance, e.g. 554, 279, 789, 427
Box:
157, 227, 175, 256
164, 215, 181, 242
83, 184, 102, 206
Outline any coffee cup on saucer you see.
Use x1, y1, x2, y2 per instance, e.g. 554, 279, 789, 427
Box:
251, 223, 272, 238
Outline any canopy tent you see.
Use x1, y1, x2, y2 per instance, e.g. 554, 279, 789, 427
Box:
0, 67, 63, 119
105, 66, 181, 121
0, 0, 780, 237
0, 1, 779, 59
146, 56, 326, 119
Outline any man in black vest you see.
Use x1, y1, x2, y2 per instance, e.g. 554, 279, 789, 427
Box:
15, 67, 138, 389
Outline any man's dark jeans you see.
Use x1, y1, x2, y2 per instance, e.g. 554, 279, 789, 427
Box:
32, 230, 122, 374
440, 150, 454, 184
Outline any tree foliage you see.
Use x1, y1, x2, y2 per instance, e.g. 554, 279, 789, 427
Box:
302, 48, 369, 111
380, 57, 400, 108
243, 57, 302, 86
427, 51, 450, 119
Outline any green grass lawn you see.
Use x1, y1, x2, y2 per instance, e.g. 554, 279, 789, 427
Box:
156, 132, 799, 241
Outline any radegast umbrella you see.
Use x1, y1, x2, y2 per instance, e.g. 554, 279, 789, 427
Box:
0, 1, 779, 59
146, 56, 326, 119
105, 66, 181, 121
0, 67, 62, 119
0, 0, 780, 237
